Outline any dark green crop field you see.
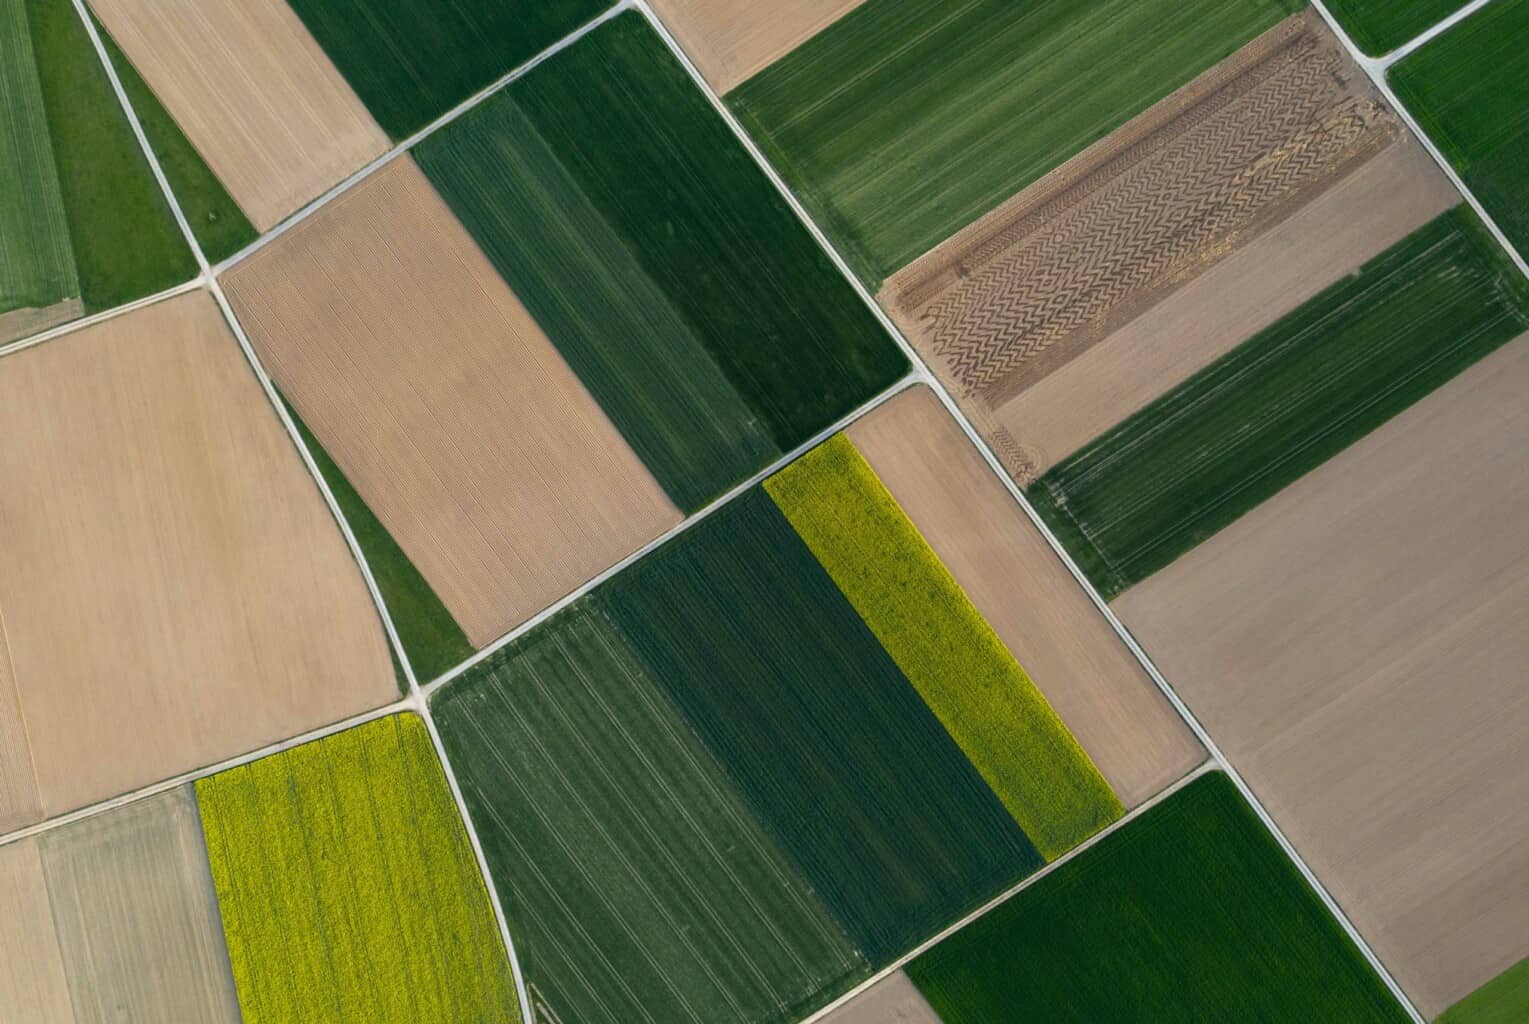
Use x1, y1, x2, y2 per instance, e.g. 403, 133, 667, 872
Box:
432, 601, 866, 1024
286, 0, 606, 139
25, 0, 193, 311
729, 0, 1298, 287
907, 773, 1411, 1023
1440, 958, 1529, 1024
1031, 206, 1529, 599
604, 489, 1040, 964
1325, 0, 1472, 55
1391, 0, 1529, 258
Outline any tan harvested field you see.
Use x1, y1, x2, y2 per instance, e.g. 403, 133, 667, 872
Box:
1117, 335, 1529, 1016
40, 787, 241, 1024
882, 12, 1409, 484
223, 157, 680, 647
819, 972, 941, 1024
649, 0, 870, 94
847, 387, 1201, 808
0, 298, 83, 349
90, 0, 387, 230
0, 291, 395, 821
0, 839, 73, 1024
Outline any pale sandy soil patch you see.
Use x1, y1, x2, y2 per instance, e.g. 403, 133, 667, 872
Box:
40, 787, 240, 1024
0, 290, 395, 819
90, 0, 387, 230
0, 839, 72, 1024
649, 0, 869, 94
847, 387, 1201, 808
0, 600, 40, 832
222, 157, 679, 648
1117, 335, 1529, 1017
0, 298, 83, 349
819, 971, 940, 1024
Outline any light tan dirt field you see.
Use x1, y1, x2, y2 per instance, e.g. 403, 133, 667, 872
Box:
222, 157, 680, 648
40, 787, 241, 1024
90, 0, 387, 230
881, 12, 1421, 485
0, 291, 395, 820
0, 839, 73, 1024
847, 387, 1201, 808
648, 0, 870, 94
0, 599, 40, 832
1117, 335, 1529, 1017
819, 971, 941, 1024
0, 298, 84, 349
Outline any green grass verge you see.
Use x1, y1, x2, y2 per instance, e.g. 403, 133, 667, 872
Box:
1031, 206, 1529, 599
907, 773, 1412, 1023
280, 396, 472, 682
1391, 0, 1529, 258
765, 435, 1121, 859
196, 714, 520, 1024
603, 488, 1042, 965
728, 0, 1298, 287
285, 0, 606, 139
414, 87, 779, 512
1324, 0, 1473, 55
490, 13, 905, 452
432, 600, 867, 1024
1440, 959, 1529, 1024
1, 0, 79, 318
24, 0, 193, 312
94, 19, 256, 264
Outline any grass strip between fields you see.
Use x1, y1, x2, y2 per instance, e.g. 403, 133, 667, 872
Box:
197, 714, 520, 1024
1390, 0, 1529, 259
728, 0, 1299, 287
765, 435, 1122, 859
1031, 205, 1529, 599
907, 772, 1412, 1023
1323, 0, 1474, 55
280, 395, 472, 681
1440, 958, 1529, 1024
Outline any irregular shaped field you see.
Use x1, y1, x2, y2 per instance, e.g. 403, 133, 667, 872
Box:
1325, 0, 1474, 55
196, 714, 518, 1024
729, 0, 1299, 285
1441, 959, 1529, 1024
285, 0, 606, 139
819, 972, 942, 1024
1117, 334, 1529, 1014
649, 0, 870, 93
0, 292, 395, 826
906, 774, 1410, 1022
1031, 206, 1529, 598
1390, 0, 1529, 258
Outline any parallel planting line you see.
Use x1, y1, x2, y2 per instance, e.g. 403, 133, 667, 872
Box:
1375, 0, 1499, 66
0, 278, 201, 362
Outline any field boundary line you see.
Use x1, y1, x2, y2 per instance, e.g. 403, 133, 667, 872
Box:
1377, 0, 1499, 66
210, 1, 630, 278
634, 5, 1427, 1020
0, 279, 203, 362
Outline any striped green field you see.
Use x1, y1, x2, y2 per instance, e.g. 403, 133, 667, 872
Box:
432, 600, 867, 1024
907, 773, 1411, 1022
1391, 0, 1529, 259
729, 0, 1299, 287
1324, 0, 1473, 55
196, 714, 518, 1024
1440, 959, 1529, 1024
764, 434, 1122, 859
416, 13, 903, 509
1031, 206, 1529, 599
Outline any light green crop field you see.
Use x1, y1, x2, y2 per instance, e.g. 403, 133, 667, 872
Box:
765, 434, 1121, 859
197, 714, 518, 1024
729, 0, 1299, 286
1440, 959, 1529, 1024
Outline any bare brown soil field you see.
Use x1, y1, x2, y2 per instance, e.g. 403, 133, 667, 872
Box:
1117, 334, 1529, 1017
90, 0, 387, 230
648, 0, 870, 94
881, 12, 1408, 484
0, 839, 73, 1024
847, 387, 1201, 807
0, 291, 395, 819
0, 298, 84, 349
0, 601, 40, 832
223, 157, 679, 647
40, 787, 241, 1024
819, 972, 941, 1024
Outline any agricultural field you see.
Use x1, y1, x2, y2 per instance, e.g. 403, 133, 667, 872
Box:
1390, 0, 1529, 260
434, 421, 1134, 1023
905, 773, 1411, 1022
1441, 960, 1529, 1024
0, 292, 395, 828
1031, 205, 1529, 597
819, 973, 941, 1024
1324, 0, 1474, 55
649, 0, 871, 93
197, 714, 519, 1024
728, 0, 1301, 287
1117, 333, 1529, 1014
